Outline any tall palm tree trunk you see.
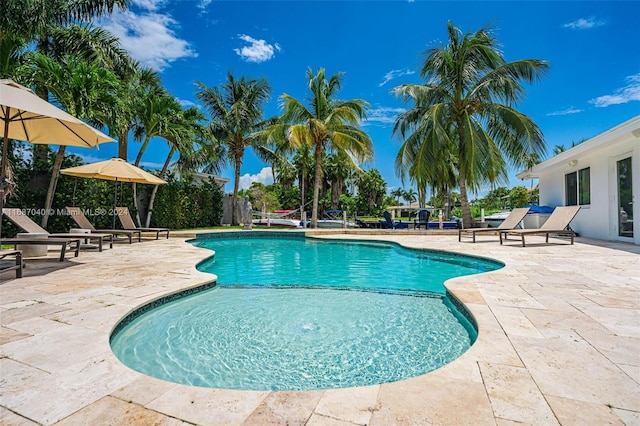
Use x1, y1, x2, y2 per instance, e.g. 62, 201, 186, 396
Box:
331, 180, 342, 209
118, 130, 128, 160
311, 144, 324, 228
131, 136, 151, 227
232, 158, 241, 226
40, 146, 66, 228
299, 170, 305, 216
134, 137, 151, 166
458, 174, 474, 229
132, 181, 142, 226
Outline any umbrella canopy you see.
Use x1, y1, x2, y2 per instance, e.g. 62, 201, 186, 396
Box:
0, 79, 114, 176
60, 157, 167, 184
1, 79, 115, 237
61, 158, 166, 229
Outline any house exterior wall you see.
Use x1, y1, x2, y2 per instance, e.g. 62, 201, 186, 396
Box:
538, 139, 638, 243
534, 117, 640, 245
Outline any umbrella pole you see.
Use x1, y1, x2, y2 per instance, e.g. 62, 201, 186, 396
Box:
1, 109, 11, 239
112, 178, 118, 230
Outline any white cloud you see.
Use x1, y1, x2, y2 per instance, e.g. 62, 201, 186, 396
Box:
100, 10, 196, 71
234, 34, 281, 63
379, 69, 415, 87
364, 106, 405, 125
139, 160, 166, 170
198, 0, 213, 11
76, 154, 110, 164
132, 0, 166, 11
546, 107, 584, 116
563, 17, 605, 30
589, 73, 640, 107
239, 167, 274, 190
178, 98, 197, 108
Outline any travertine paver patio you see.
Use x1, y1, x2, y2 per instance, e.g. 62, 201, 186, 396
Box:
1, 231, 639, 425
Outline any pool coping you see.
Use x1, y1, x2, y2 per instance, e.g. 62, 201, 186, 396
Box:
1, 232, 639, 425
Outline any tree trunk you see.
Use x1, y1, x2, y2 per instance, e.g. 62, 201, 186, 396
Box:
40, 146, 66, 228
330, 180, 340, 209
134, 136, 151, 167
117, 128, 143, 225
132, 181, 142, 227
456, 115, 474, 229
118, 129, 128, 160
232, 159, 241, 226
418, 184, 426, 208
132, 136, 151, 227
459, 174, 474, 229
32, 79, 49, 168
299, 169, 305, 215
144, 147, 174, 227
310, 143, 324, 228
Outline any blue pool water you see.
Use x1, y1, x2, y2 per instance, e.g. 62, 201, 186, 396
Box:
194, 236, 499, 294
110, 234, 503, 391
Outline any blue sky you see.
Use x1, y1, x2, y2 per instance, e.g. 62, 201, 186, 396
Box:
75, 0, 640, 197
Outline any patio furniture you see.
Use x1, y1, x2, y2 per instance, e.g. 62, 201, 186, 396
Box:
116, 207, 170, 240
0, 237, 80, 261
380, 211, 402, 229
413, 209, 431, 230
499, 206, 581, 247
2, 208, 111, 251
0, 249, 22, 278
459, 207, 530, 243
66, 207, 141, 244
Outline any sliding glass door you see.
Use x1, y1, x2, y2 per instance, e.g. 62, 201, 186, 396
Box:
617, 157, 633, 238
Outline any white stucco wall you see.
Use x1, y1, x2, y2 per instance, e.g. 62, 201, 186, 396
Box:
526, 116, 640, 245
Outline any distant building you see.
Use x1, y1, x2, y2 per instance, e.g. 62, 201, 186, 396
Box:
518, 115, 639, 245
190, 172, 229, 192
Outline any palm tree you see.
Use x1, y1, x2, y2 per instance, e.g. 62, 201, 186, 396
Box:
130, 92, 181, 224
1, 1, 134, 225
553, 145, 565, 156
47, 25, 134, 77
355, 168, 386, 215
1, 1, 131, 106
325, 151, 354, 209
292, 145, 314, 213
1, 0, 129, 40
393, 22, 548, 227
29, 53, 119, 226
275, 159, 297, 194
195, 73, 272, 225
133, 93, 180, 167
522, 152, 541, 188
0, 33, 28, 79
390, 188, 404, 206
268, 68, 373, 227
143, 106, 207, 227
402, 188, 417, 206
28, 26, 132, 226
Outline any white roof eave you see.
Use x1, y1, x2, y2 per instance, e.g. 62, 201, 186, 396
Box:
516, 115, 640, 179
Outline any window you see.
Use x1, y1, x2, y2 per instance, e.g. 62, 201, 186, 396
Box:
578, 167, 591, 205
565, 172, 577, 205
565, 167, 590, 206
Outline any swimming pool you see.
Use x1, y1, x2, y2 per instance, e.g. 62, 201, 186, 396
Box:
110, 233, 503, 391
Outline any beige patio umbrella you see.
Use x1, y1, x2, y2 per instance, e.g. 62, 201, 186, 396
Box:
0, 79, 115, 237
60, 158, 167, 228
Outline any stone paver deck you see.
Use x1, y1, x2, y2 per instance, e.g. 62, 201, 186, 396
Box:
1, 231, 639, 425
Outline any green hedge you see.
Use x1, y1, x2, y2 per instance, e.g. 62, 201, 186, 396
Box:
148, 173, 223, 229
1, 144, 224, 236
